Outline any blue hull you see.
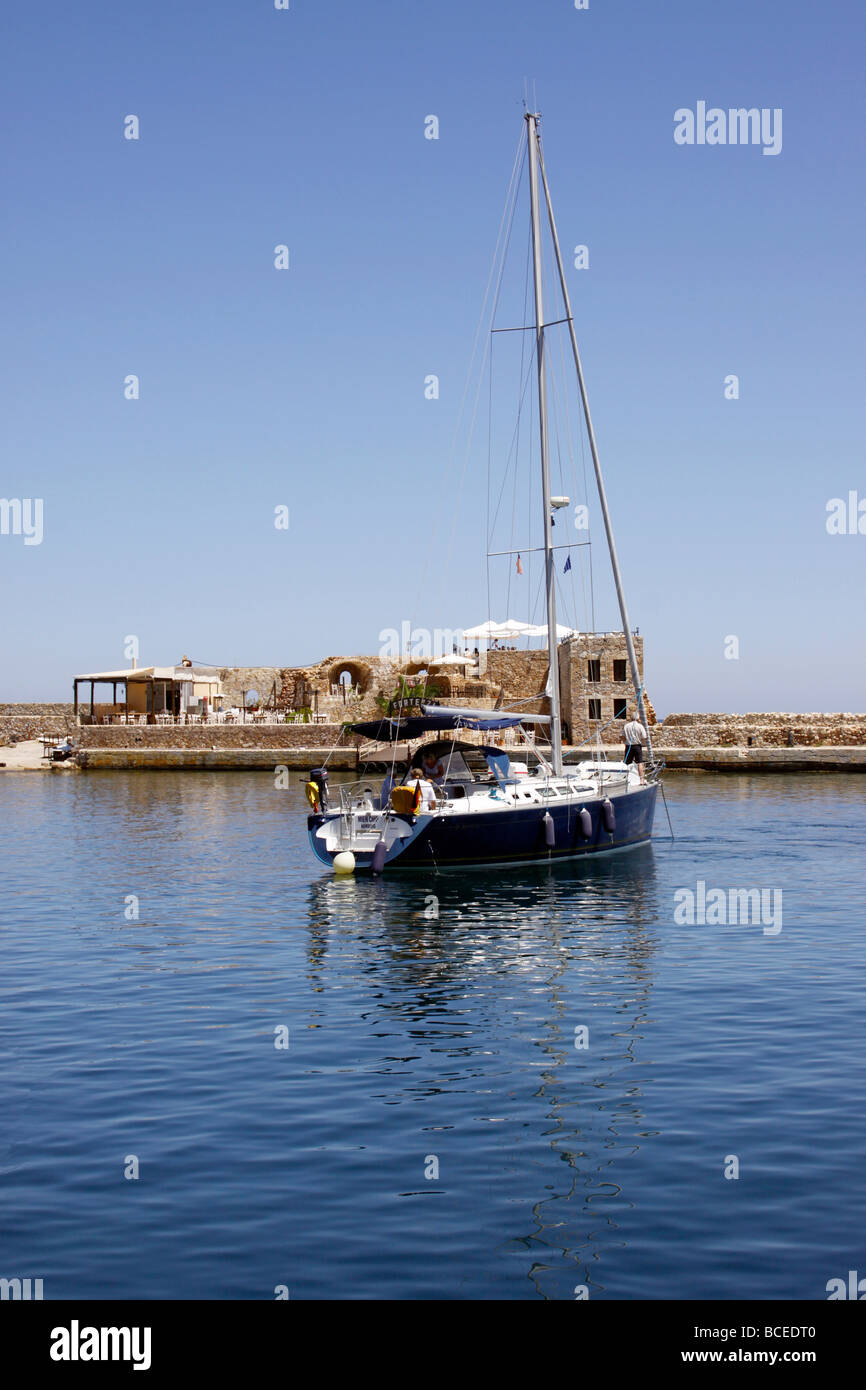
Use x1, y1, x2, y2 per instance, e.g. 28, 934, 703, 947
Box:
308, 782, 658, 871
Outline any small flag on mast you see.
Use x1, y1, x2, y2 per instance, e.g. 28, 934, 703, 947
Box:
516, 553, 523, 575
563, 554, 572, 574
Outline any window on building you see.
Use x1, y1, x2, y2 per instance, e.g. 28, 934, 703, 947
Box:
587, 659, 601, 682
613, 698, 628, 719
588, 699, 602, 720
613, 659, 627, 683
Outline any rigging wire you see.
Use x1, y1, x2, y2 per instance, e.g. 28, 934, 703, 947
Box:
557, 312, 593, 638
486, 298, 494, 641
503, 219, 533, 620
407, 127, 526, 645
535, 123, 597, 637
487, 314, 536, 539
436, 137, 526, 614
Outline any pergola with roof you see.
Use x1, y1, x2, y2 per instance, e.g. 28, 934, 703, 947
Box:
72, 666, 223, 723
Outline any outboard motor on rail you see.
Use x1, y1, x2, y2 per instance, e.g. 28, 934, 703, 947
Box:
307, 766, 329, 812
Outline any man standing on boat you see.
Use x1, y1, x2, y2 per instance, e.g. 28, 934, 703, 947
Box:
623, 713, 647, 784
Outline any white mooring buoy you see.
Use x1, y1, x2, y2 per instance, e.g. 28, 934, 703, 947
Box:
333, 851, 356, 874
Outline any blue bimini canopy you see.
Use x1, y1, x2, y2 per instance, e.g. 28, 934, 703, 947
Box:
350, 710, 525, 742
435, 712, 524, 731
423, 703, 549, 727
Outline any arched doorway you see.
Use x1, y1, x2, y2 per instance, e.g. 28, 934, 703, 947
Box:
326, 658, 369, 706
326, 660, 371, 701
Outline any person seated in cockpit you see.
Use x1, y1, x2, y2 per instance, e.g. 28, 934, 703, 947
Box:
421, 750, 446, 784
409, 768, 439, 811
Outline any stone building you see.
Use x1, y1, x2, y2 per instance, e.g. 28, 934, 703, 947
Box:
558, 631, 653, 748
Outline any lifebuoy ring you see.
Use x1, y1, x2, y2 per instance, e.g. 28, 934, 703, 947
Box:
305, 781, 320, 811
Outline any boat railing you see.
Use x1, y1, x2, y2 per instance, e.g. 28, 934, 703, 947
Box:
337, 779, 385, 814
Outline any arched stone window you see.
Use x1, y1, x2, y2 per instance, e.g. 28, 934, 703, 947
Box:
326, 660, 371, 696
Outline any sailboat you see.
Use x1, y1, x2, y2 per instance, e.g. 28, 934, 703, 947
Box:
307, 112, 659, 872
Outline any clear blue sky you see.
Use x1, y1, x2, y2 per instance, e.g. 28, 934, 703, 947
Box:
2, 0, 864, 713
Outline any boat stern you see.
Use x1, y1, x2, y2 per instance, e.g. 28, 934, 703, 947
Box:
307, 809, 424, 872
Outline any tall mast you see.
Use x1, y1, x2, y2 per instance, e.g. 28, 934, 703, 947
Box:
526, 111, 563, 776
536, 132, 653, 760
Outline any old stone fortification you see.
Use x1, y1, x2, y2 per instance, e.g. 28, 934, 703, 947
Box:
219, 652, 520, 723
216, 668, 284, 707
219, 658, 407, 720
651, 713, 866, 749
483, 650, 550, 714
570, 712, 866, 750
0, 703, 74, 715
0, 703, 77, 741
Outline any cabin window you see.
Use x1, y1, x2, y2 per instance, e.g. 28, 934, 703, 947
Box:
613, 659, 627, 683
587, 659, 601, 682
613, 698, 628, 719
588, 699, 602, 720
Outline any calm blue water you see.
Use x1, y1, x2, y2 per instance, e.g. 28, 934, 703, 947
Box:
1, 769, 864, 1300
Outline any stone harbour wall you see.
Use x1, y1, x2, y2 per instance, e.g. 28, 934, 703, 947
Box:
0, 703, 75, 716
651, 713, 866, 749
0, 705, 78, 742
76, 723, 357, 750
76, 747, 359, 771
570, 713, 866, 750
70, 712, 866, 756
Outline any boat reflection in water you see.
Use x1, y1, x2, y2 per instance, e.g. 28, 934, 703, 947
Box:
303, 847, 661, 1298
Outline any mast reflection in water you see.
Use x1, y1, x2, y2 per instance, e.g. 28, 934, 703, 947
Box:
305, 847, 659, 1298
